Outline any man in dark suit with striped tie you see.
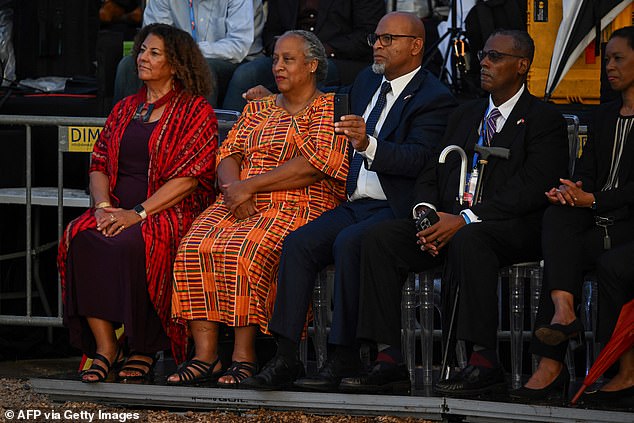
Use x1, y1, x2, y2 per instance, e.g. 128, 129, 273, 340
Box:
242, 11, 456, 392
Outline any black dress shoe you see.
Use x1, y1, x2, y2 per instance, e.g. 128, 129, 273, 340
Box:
509, 366, 569, 403
535, 319, 584, 346
580, 385, 634, 411
339, 362, 410, 394
434, 365, 507, 397
240, 355, 305, 391
293, 352, 362, 392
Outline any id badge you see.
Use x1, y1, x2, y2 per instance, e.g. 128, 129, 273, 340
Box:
463, 169, 478, 207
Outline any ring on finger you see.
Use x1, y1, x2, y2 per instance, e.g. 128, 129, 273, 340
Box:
434, 240, 440, 246
110, 214, 116, 222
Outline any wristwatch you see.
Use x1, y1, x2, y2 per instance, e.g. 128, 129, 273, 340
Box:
134, 204, 147, 220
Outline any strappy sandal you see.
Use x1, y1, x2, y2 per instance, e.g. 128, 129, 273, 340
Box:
166, 357, 224, 386
117, 351, 157, 382
81, 350, 121, 383
217, 361, 258, 388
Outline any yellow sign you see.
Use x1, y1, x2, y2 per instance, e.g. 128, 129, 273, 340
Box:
67, 126, 102, 152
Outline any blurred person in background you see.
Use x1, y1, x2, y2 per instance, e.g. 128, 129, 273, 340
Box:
113, 0, 264, 107
222, 0, 385, 111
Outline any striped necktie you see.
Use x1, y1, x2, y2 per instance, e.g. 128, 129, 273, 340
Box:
345, 81, 392, 197
485, 108, 501, 145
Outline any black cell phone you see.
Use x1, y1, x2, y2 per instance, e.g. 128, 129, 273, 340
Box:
415, 208, 440, 232
333, 93, 350, 123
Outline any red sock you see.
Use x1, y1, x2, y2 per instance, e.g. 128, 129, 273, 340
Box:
468, 350, 497, 369
376, 351, 398, 365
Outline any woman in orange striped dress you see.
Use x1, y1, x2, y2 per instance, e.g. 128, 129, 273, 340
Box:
168, 30, 349, 387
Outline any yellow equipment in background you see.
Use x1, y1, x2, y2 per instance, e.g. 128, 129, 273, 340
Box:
527, 1, 633, 104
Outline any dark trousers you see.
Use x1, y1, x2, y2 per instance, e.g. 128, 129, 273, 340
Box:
596, 241, 634, 344
358, 215, 542, 351
530, 206, 634, 361
268, 199, 394, 346
357, 217, 442, 348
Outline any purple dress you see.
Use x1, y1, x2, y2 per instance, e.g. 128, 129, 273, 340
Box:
65, 119, 170, 356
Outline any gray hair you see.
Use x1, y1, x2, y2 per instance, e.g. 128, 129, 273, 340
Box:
372, 62, 386, 75
281, 30, 328, 82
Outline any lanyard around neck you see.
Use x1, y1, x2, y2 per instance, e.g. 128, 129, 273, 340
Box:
473, 106, 492, 168
188, 0, 198, 42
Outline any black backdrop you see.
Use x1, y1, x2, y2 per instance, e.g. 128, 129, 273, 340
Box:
12, 0, 100, 80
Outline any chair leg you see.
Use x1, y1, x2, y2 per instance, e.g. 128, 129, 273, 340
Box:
455, 340, 468, 369
565, 346, 576, 383
497, 273, 503, 354
312, 269, 329, 370
529, 266, 543, 373
419, 271, 434, 388
440, 285, 460, 381
401, 273, 417, 391
582, 277, 601, 380
509, 265, 525, 390
299, 337, 308, 367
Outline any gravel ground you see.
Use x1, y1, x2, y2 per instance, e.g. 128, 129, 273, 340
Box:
0, 378, 434, 423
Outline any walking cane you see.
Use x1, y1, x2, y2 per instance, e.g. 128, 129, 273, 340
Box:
473, 145, 511, 204
436, 145, 468, 380
439, 144, 510, 380
438, 145, 468, 205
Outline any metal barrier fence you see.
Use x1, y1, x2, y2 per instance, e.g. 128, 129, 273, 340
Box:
0, 115, 106, 328
0, 111, 239, 329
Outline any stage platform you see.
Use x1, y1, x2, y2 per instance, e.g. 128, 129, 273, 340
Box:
29, 377, 633, 423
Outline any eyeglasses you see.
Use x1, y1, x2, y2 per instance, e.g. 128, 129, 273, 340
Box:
367, 33, 419, 47
477, 50, 526, 62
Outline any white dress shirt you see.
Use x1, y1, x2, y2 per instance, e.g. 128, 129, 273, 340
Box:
350, 66, 421, 201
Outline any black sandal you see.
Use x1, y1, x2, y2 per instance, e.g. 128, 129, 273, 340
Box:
217, 361, 258, 388
166, 357, 223, 386
117, 352, 157, 382
81, 350, 121, 383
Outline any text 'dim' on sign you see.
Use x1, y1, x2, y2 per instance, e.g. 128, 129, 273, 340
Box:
62, 126, 103, 152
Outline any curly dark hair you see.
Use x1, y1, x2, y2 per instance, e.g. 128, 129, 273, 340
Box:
131, 23, 213, 97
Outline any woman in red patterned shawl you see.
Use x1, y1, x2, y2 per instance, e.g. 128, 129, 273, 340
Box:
169, 30, 349, 387
57, 24, 217, 383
